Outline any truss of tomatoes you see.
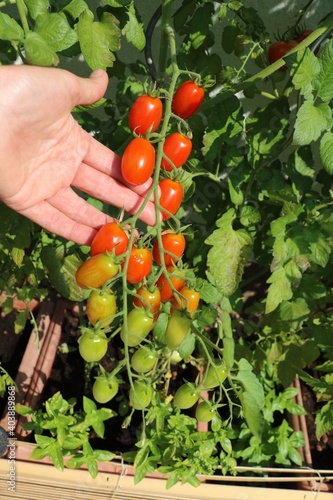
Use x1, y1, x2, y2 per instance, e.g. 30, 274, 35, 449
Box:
268, 30, 319, 70
74, 79, 226, 415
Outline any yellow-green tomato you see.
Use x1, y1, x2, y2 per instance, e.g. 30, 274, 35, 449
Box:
92, 377, 119, 404
129, 381, 153, 410
78, 330, 108, 363
131, 347, 158, 373
173, 384, 200, 409
195, 401, 216, 422
164, 310, 191, 349
202, 363, 228, 389
86, 290, 116, 327
120, 308, 153, 347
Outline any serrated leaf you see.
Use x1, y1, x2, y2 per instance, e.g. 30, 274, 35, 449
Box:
76, 10, 120, 70
236, 358, 265, 408
314, 38, 333, 102
292, 49, 320, 97
315, 401, 333, 440
123, 3, 146, 51
24, 32, 59, 66
35, 13, 78, 52
24, 0, 49, 20
239, 391, 264, 439
11, 247, 25, 267
266, 266, 293, 314
0, 12, 24, 41
293, 99, 331, 146
320, 131, 333, 174
62, 0, 88, 19
104, 0, 131, 6
14, 310, 27, 334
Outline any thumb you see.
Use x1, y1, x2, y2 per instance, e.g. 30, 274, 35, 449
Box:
73, 69, 109, 107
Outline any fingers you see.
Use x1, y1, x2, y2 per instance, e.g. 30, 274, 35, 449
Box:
71, 69, 109, 108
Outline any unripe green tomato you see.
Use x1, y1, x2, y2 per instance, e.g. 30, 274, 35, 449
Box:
92, 377, 119, 404
120, 308, 154, 347
78, 330, 108, 363
173, 384, 200, 409
131, 347, 158, 373
129, 381, 153, 410
164, 310, 191, 349
202, 363, 228, 389
195, 401, 216, 422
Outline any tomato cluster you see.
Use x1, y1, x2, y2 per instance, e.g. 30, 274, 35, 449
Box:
268, 30, 318, 70
73, 79, 222, 417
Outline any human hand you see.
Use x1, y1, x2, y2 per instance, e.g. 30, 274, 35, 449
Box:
0, 65, 157, 245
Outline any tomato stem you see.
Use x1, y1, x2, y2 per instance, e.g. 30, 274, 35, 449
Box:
16, 0, 30, 35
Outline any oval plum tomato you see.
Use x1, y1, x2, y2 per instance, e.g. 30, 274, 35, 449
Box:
78, 330, 108, 363
153, 232, 185, 267
201, 362, 228, 389
296, 29, 313, 43
173, 384, 200, 409
171, 286, 200, 317
121, 137, 156, 185
164, 310, 191, 349
156, 265, 186, 302
195, 401, 217, 423
125, 247, 153, 284
92, 376, 119, 404
76, 254, 119, 289
172, 80, 204, 119
86, 290, 117, 327
90, 222, 129, 257
133, 285, 161, 318
268, 40, 298, 69
129, 94, 163, 136
129, 381, 153, 410
131, 347, 158, 373
120, 307, 154, 347
161, 132, 192, 172
159, 178, 183, 221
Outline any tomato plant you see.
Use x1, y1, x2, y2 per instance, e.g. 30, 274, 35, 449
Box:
129, 94, 163, 136
120, 307, 154, 346
129, 381, 153, 410
90, 222, 129, 257
86, 290, 117, 327
161, 132, 192, 171
76, 254, 119, 289
173, 384, 201, 409
156, 265, 186, 302
158, 178, 183, 220
92, 376, 119, 404
121, 137, 156, 185
78, 330, 108, 363
153, 232, 186, 266
171, 80, 204, 119
125, 247, 153, 284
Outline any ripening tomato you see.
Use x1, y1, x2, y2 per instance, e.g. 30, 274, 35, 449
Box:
195, 401, 217, 423
156, 265, 186, 302
201, 363, 228, 389
172, 80, 204, 119
173, 384, 200, 409
125, 247, 153, 284
129, 94, 163, 136
92, 376, 119, 404
268, 40, 298, 69
121, 137, 156, 185
78, 330, 108, 363
76, 254, 119, 289
153, 232, 186, 266
131, 346, 158, 373
161, 132, 192, 171
133, 285, 161, 315
90, 222, 129, 257
86, 290, 117, 327
164, 310, 191, 349
120, 307, 154, 347
171, 286, 200, 317
159, 178, 183, 221
129, 381, 153, 410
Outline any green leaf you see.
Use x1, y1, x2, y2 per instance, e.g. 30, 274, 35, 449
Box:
293, 99, 331, 146
123, 3, 146, 51
205, 209, 252, 297
314, 38, 333, 102
62, 0, 88, 19
76, 9, 120, 70
35, 13, 78, 52
292, 49, 320, 97
320, 131, 333, 175
315, 401, 333, 440
265, 266, 293, 314
23, 32, 59, 66
0, 12, 24, 41
24, 0, 49, 20
236, 358, 265, 408
103, 0, 131, 6
239, 391, 264, 439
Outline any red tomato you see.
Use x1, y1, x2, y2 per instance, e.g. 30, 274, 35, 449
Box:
153, 232, 186, 266
125, 247, 153, 284
121, 137, 156, 185
161, 133, 192, 172
156, 265, 186, 302
129, 94, 163, 136
171, 286, 200, 317
159, 179, 183, 221
268, 40, 298, 69
76, 254, 119, 289
90, 222, 129, 257
296, 29, 313, 43
172, 80, 204, 119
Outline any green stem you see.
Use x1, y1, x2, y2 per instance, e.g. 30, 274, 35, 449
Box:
158, 0, 173, 78
16, 0, 30, 34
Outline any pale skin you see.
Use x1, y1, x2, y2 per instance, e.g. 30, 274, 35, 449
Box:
0, 65, 157, 245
